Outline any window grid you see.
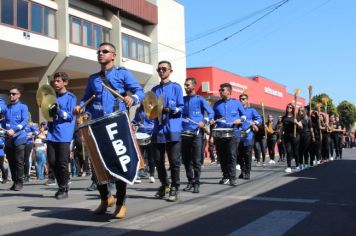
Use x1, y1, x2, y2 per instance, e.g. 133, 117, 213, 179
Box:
0, 0, 56, 38
122, 33, 151, 64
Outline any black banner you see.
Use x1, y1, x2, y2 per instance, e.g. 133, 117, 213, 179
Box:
89, 112, 139, 184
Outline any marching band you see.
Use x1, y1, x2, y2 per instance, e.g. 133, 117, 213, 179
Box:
0, 42, 351, 220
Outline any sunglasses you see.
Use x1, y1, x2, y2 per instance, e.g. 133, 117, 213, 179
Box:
219, 88, 226, 92
240, 97, 247, 101
287, 106, 293, 109
156, 67, 169, 73
97, 49, 113, 55
9, 93, 18, 96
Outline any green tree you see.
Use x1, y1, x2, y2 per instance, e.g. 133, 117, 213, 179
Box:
311, 93, 336, 114
337, 101, 356, 131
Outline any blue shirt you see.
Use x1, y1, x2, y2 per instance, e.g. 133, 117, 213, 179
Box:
213, 98, 246, 137
182, 95, 214, 132
47, 91, 77, 143
151, 81, 184, 143
25, 123, 39, 144
81, 67, 144, 119
3, 101, 29, 146
240, 106, 262, 146
133, 107, 154, 135
0, 122, 4, 156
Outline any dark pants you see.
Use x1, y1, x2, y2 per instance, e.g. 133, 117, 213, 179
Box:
24, 143, 33, 177
310, 139, 321, 165
299, 133, 311, 165
0, 156, 8, 180
254, 138, 266, 163
139, 143, 155, 176
238, 142, 253, 175
267, 137, 277, 160
47, 142, 70, 192
208, 143, 216, 162
321, 133, 330, 160
5, 143, 25, 183
284, 135, 300, 168
153, 141, 181, 188
182, 134, 203, 184
215, 137, 239, 180
200, 137, 207, 165
278, 141, 286, 159
331, 134, 342, 158
98, 180, 126, 205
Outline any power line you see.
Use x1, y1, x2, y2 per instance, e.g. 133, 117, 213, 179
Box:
185, 0, 290, 58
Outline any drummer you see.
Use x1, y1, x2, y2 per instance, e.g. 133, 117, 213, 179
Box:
211, 83, 246, 186
132, 104, 155, 183
181, 77, 214, 194
74, 42, 144, 219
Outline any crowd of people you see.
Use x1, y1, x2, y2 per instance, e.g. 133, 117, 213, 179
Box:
1, 42, 355, 220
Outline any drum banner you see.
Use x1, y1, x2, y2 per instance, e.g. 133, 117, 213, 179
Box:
89, 112, 139, 185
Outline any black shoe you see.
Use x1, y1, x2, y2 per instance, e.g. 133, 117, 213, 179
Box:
230, 179, 238, 186
155, 185, 170, 199
45, 179, 56, 186
167, 187, 179, 202
2, 177, 8, 184
86, 182, 97, 191
243, 173, 250, 180
192, 184, 200, 193
238, 173, 245, 179
183, 183, 193, 191
55, 191, 68, 200
219, 178, 230, 185
10, 182, 16, 190
14, 182, 23, 191
24, 175, 30, 183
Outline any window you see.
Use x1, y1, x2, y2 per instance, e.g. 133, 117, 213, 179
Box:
122, 34, 129, 58
129, 37, 137, 59
93, 24, 101, 48
122, 34, 151, 63
17, 0, 28, 29
1, 0, 14, 25
71, 17, 82, 44
83, 21, 92, 47
31, 3, 42, 33
44, 7, 55, 37
144, 42, 150, 63
70, 16, 110, 48
0, 1, 56, 37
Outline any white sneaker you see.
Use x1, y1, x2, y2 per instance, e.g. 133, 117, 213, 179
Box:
329, 157, 334, 161
134, 178, 142, 184
317, 160, 321, 164
268, 160, 273, 164
285, 167, 292, 173
256, 162, 261, 166
149, 176, 155, 183
236, 164, 241, 170
295, 166, 301, 172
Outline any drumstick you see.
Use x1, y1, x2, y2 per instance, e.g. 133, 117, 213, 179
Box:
79, 95, 96, 110
101, 83, 125, 100
183, 118, 210, 134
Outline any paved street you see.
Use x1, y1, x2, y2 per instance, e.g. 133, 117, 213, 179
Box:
1, 148, 356, 236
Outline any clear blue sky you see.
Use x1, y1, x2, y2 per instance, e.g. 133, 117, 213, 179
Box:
177, 0, 355, 106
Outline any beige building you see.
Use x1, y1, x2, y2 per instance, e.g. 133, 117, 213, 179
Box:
0, 0, 186, 121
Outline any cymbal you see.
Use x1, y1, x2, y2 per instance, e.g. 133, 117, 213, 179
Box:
40, 94, 57, 122
143, 91, 159, 119
36, 84, 56, 106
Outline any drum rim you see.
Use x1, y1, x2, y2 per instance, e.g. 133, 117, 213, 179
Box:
78, 110, 126, 129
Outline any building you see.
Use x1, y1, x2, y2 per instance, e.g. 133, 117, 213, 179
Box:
0, 0, 186, 121
187, 66, 306, 119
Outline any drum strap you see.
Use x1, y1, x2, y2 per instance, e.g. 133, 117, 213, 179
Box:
99, 72, 127, 111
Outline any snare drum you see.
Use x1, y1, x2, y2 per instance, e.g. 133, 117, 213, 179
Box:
78, 111, 142, 184
136, 132, 151, 146
181, 130, 197, 138
211, 128, 234, 139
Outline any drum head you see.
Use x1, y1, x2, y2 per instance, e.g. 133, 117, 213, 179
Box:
136, 132, 150, 139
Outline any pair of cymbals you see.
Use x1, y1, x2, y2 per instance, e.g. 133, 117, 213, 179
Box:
142, 91, 164, 120
36, 84, 58, 122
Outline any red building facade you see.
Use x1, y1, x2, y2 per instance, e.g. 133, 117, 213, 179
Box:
187, 67, 306, 114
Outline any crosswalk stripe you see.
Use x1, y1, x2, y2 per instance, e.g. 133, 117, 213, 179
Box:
227, 210, 310, 236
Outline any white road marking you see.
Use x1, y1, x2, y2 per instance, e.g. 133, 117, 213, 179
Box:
227, 210, 310, 236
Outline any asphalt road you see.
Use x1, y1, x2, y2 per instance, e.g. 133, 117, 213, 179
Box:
1, 148, 356, 236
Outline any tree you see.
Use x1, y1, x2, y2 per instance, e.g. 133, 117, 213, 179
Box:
311, 93, 336, 114
337, 101, 356, 131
